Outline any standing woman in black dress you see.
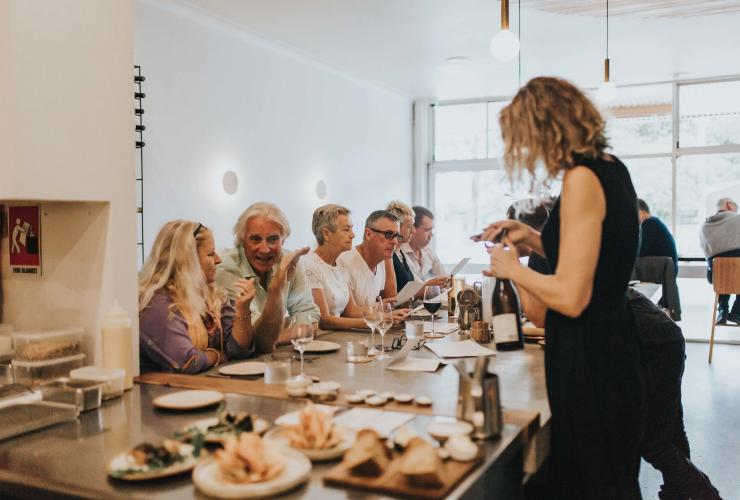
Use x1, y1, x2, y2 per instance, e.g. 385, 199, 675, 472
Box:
481, 77, 646, 499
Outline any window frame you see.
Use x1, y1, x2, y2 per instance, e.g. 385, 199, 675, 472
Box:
426, 74, 740, 265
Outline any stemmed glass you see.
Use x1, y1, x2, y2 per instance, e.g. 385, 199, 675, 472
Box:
423, 285, 443, 339
290, 316, 314, 381
362, 298, 382, 356
375, 301, 394, 360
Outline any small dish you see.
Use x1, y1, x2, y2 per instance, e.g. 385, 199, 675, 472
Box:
153, 390, 224, 411
379, 391, 394, 400
393, 393, 413, 404
414, 396, 433, 407
365, 395, 387, 407
108, 442, 197, 481
426, 419, 474, 442
356, 389, 376, 398
218, 361, 266, 377
346, 393, 364, 404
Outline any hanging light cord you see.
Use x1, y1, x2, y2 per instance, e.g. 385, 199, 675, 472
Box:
606, 0, 609, 59
518, 0, 522, 88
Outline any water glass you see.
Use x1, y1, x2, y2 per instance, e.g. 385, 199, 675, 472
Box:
265, 354, 291, 384
346, 338, 369, 363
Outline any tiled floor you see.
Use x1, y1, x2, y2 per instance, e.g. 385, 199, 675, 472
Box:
639, 342, 740, 499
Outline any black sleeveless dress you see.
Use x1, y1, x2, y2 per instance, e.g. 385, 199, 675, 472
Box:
541, 155, 646, 499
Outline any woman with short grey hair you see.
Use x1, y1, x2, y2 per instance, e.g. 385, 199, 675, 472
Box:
303, 204, 367, 330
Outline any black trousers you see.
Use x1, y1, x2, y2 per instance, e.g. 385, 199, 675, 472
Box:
706, 250, 740, 313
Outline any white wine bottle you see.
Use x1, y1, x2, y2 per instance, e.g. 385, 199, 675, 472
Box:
492, 230, 524, 351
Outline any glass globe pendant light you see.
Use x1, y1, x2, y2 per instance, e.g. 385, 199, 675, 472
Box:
490, 0, 520, 62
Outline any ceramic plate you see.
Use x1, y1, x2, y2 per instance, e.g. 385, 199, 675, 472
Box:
185, 416, 271, 442
108, 443, 198, 481
153, 390, 224, 411
427, 419, 474, 442
192, 449, 311, 498
263, 425, 355, 462
294, 340, 340, 353
219, 361, 266, 376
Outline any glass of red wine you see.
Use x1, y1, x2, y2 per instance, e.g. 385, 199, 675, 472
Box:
423, 285, 442, 338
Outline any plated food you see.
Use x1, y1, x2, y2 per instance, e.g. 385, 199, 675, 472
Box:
399, 437, 446, 488
108, 440, 197, 480
342, 429, 390, 477
183, 410, 270, 442
266, 403, 354, 461
193, 433, 311, 498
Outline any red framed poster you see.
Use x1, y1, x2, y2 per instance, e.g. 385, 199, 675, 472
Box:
9, 206, 42, 276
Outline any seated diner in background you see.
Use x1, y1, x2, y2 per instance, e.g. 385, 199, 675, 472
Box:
700, 197, 740, 325
337, 210, 401, 308
215, 202, 320, 351
399, 205, 448, 287
138, 220, 256, 374
638, 198, 678, 273
303, 204, 367, 330
387, 200, 448, 301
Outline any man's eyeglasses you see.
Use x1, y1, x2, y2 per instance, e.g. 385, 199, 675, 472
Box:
193, 222, 205, 238
374, 335, 425, 352
368, 227, 402, 241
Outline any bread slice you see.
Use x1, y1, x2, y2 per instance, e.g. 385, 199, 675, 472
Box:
399, 437, 445, 488
342, 429, 389, 477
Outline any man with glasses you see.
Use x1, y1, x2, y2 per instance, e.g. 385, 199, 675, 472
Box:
337, 210, 400, 306
400, 206, 447, 284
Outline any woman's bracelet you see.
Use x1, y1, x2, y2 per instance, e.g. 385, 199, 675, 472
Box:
205, 348, 221, 367
235, 311, 252, 321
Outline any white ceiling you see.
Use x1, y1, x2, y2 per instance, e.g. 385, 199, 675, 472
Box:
174, 0, 740, 100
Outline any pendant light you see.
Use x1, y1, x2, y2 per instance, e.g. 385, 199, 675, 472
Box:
597, 0, 617, 102
490, 0, 520, 62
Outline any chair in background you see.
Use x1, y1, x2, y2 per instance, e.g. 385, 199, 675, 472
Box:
633, 256, 682, 321
708, 257, 740, 363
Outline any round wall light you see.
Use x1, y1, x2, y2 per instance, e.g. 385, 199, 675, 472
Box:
316, 180, 327, 200
222, 170, 239, 195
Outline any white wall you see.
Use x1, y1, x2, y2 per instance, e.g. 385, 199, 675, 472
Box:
0, 1, 137, 364
134, 0, 413, 253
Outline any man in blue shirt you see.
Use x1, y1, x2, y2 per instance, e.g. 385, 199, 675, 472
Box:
638, 199, 678, 273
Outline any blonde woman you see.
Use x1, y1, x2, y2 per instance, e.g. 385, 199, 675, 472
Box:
139, 221, 256, 373
480, 77, 646, 499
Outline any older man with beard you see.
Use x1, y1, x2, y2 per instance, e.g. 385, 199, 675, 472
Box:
216, 202, 319, 352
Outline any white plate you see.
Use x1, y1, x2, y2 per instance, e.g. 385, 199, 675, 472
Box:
153, 390, 224, 411
192, 449, 311, 498
427, 419, 474, 442
185, 416, 271, 442
108, 443, 197, 481
264, 425, 355, 462
219, 361, 266, 376
294, 340, 341, 353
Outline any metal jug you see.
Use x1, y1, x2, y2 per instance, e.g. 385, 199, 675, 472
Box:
455, 357, 502, 440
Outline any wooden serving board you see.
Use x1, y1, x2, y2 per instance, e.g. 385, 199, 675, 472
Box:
323, 453, 481, 499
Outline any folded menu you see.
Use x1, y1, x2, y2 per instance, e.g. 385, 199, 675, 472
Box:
395, 281, 424, 306
333, 408, 415, 438
422, 321, 459, 334
385, 340, 440, 372
424, 339, 496, 358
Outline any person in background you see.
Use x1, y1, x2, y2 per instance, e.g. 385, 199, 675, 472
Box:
303, 204, 367, 330
139, 221, 256, 373
337, 210, 400, 308
700, 197, 740, 325
481, 77, 646, 499
216, 202, 319, 351
400, 206, 448, 284
386, 200, 447, 299
638, 199, 678, 273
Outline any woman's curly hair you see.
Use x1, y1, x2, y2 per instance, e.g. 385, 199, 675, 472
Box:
499, 77, 609, 181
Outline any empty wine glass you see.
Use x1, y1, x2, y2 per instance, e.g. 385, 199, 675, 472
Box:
423, 285, 443, 339
290, 316, 314, 381
362, 298, 382, 356
375, 301, 393, 360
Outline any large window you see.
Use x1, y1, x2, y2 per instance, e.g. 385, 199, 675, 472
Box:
430, 77, 740, 262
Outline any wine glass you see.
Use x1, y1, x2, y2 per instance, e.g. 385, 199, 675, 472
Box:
423, 285, 443, 339
290, 316, 314, 381
375, 301, 394, 360
362, 298, 382, 356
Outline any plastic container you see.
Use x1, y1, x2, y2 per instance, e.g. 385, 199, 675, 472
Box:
101, 301, 133, 390
40, 378, 103, 411
12, 327, 83, 362
12, 353, 85, 387
70, 366, 125, 400
0, 324, 14, 360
